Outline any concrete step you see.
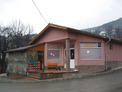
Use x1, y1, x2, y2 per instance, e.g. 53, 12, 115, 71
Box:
25, 77, 40, 81
27, 73, 41, 80
8, 73, 26, 79
27, 72, 40, 75
27, 75, 40, 79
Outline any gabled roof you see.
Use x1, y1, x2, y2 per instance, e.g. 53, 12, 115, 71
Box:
6, 23, 122, 53
29, 23, 122, 45
29, 23, 67, 45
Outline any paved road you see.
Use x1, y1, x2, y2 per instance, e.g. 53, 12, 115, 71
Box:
0, 69, 122, 92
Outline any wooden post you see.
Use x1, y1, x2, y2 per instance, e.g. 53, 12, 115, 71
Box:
65, 38, 70, 72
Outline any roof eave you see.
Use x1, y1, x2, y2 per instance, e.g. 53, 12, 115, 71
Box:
29, 23, 122, 45
6, 42, 45, 53
29, 23, 67, 45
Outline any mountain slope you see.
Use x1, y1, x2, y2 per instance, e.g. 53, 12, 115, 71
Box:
83, 18, 122, 32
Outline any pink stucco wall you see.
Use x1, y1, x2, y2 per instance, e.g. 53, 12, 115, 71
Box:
36, 28, 68, 43
107, 42, 122, 61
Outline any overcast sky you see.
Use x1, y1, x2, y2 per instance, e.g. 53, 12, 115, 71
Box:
0, 0, 122, 33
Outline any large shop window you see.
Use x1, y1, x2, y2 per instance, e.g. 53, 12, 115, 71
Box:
47, 44, 60, 59
80, 42, 102, 60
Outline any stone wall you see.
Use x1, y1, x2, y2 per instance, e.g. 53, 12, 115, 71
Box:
26, 50, 38, 72
76, 65, 105, 73
7, 50, 38, 75
8, 73, 26, 79
27, 50, 38, 62
107, 61, 122, 69
7, 51, 27, 75
76, 61, 122, 73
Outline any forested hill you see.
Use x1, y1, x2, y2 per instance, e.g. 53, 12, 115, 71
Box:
83, 18, 122, 32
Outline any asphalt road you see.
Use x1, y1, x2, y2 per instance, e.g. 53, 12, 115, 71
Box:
0, 69, 122, 92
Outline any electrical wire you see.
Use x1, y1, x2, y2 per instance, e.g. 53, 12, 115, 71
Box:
32, 0, 48, 24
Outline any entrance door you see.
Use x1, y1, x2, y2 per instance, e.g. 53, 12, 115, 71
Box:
64, 48, 75, 69
38, 51, 44, 71
70, 48, 75, 68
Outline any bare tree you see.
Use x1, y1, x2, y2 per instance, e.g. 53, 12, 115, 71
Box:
105, 25, 113, 38
0, 20, 34, 73
8, 20, 33, 49
115, 27, 122, 38
0, 26, 11, 73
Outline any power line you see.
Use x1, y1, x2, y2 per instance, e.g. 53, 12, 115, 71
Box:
32, 0, 48, 24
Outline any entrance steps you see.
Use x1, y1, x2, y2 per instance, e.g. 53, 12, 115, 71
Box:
26, 72, 40, 80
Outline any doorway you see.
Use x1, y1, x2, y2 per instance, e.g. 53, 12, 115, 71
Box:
70, 48, 75, 68
64, 48, 75, 69
38, 51, 44, 71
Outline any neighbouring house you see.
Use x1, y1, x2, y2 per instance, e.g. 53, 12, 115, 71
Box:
6, 23, 122, 79
115, 37, 122, 40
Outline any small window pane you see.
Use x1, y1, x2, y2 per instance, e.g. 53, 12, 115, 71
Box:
81, 43, 98, 47
70, 49, 74, 59
98, 43, 101, 47
48, 45, 60, 50
110, 43, 112, 50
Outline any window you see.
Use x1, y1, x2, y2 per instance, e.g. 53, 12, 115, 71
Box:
109, 43, 112, 50
47, 44, 60, 59
80, 42, 102, 60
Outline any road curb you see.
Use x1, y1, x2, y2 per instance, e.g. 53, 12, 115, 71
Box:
0, 67, 122, 83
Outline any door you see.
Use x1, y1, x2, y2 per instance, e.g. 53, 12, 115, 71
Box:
70, 48, 75, 68
64, 48, 75, 69
38, 51, 44, 71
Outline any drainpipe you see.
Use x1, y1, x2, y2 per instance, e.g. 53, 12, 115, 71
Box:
105, 37, 111, 71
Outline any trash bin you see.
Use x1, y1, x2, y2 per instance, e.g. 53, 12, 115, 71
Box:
6, 72, 9, 78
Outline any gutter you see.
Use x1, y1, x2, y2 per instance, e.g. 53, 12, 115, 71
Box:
105, 37, 111, 71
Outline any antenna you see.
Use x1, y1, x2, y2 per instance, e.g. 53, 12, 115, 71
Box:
32, 0, 48, 24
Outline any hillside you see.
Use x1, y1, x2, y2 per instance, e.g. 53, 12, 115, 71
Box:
83, 18, 122, 32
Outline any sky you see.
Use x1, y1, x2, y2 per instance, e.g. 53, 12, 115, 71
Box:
0, 0, 122, 33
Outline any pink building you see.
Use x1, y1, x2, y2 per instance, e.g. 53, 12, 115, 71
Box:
7, 23, 122, 79
29, 23, 122, 72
